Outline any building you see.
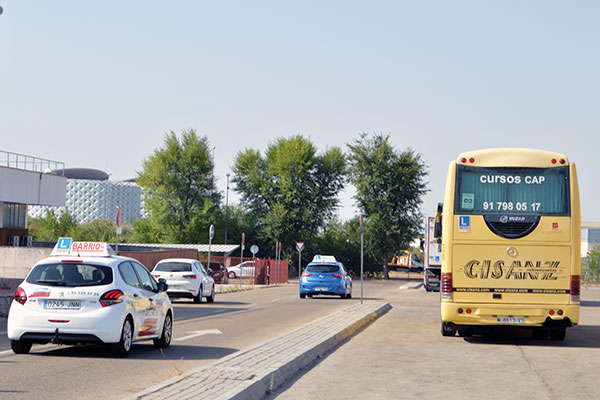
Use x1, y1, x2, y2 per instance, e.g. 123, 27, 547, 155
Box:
29, 168, 142, 225
582, 221, 600, 258
0, 151, 67, 246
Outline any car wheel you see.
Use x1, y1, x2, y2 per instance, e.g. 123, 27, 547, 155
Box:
300, 293, 306, 299
347, 293, 352, 299
193, 285, 203, 303
307, 294, 313, 298
11, 339, 32, 354
441, 321, 457, 337
228, 272, 236, 279
207, 285, 215, 303
111, 317, 133, 357
339, 294, 346, 299
153, 312, 173, 349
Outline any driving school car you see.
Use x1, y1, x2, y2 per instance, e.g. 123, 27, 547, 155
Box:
300, 255, 353, 299
7, 238, 174, 357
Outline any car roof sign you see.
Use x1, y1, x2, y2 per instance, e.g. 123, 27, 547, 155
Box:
311, 255, 337, 263
50, 238, 114, 257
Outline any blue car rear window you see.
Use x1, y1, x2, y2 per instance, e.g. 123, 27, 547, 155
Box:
306, 265, 339, 273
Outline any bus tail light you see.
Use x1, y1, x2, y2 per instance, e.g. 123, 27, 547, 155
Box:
100, 289, 124, 307
14, 287, 27, 305
570, 275, 580, 302
441, 273, 453, 299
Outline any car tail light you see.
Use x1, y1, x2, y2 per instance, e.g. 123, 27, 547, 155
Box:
441, 273, 453, 299
332, 273, 343, 278
62, 260, 83, 263
427, 274, 437, 279
570, 275, 580, 302
183, 274, 197, 279
100, 289, 124, 307
14, 287, 27, 305
302, 273, 312, 277
152, 274, 161, 279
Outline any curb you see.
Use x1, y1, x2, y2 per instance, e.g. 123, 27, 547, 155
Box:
399, 282, 424, 290
127, 301, 391, 400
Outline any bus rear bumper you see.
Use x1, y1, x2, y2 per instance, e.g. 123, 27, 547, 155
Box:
441, 302, 579, 327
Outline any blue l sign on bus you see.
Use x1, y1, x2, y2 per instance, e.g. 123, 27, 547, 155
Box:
459, 216, 470, 232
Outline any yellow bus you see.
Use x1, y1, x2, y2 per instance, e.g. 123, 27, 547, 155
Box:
437, 148, 580, 340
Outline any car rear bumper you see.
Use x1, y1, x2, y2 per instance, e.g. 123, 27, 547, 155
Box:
7, 302, 125, 344
300, 283, 345, 296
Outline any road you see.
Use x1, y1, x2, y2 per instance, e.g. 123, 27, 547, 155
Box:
272, 284, 600, 400
0, 281, 398, 400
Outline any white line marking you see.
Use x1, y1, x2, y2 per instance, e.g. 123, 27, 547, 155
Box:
175, 329, 222, 342
211, 309, 226, 314
272, 298, 280, 302
0, 331, 7, 335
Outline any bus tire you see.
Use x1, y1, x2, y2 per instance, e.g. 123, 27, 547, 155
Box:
549, 327, 566, 341
441, 322, 456, 337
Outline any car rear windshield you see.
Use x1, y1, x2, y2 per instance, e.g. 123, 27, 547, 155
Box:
306, 264, 340, 273
155, 262, 192, 272
26, 263, 113, 287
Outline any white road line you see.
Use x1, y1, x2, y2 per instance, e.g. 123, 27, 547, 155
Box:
272, 298, 281, 302
0, 331, 7, 335
211, 309, 227, 314
175, 329, 222, 342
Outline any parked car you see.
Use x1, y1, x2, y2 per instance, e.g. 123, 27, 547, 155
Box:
152, 258, 215, 303
228, 261, 255, 279
424, 267, 441, 292
207, 261, 228, 284
299, 255, 352, 299
7, 238, 173, 357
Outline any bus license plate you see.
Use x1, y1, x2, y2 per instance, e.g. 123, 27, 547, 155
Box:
44, 300, 82, 310
497, 317, 524, 324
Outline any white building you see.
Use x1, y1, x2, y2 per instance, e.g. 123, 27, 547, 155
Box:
582, 221, 600, 258
0, 151, 66, 246
29, 168, 142, 225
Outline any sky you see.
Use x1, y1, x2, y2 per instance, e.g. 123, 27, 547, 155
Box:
1, 1, 599, 223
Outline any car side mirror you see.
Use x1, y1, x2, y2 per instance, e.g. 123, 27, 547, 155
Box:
207, 268, 213, 276
158, 278, 168, 292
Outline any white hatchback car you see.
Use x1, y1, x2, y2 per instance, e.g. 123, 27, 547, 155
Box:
7, 239, 174, 357
151, 259, 215, 303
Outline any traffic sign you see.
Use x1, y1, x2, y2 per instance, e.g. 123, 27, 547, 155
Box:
250, 244, 259, 255
209, 224, 215, 240
116, 207, 122, 228
295, 242, 305, 252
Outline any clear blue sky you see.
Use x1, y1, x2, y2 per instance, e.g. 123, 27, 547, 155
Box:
1, 1, 598, 222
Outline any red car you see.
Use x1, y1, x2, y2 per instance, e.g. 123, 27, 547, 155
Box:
207, 262, 228, 284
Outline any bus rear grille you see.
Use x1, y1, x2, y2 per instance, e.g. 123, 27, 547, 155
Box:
485, 221, 539, 239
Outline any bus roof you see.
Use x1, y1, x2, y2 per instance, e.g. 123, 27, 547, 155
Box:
456, 148, 568, 168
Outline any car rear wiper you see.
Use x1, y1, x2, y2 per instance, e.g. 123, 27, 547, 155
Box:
36, 280, 67, 286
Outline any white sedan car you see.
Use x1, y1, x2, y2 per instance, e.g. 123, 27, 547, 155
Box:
151, 259, 215, 303
7, 239, 173, 357
228, 261, 255, 279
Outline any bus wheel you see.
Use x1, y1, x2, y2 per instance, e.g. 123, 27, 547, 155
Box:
457, 327, 473, 337
441, 322, 456, 337
549, 327, 566, 341
532, 327, 548, 340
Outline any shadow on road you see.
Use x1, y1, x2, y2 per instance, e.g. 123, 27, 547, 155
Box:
32, 343, 239, 360
463, 324, 600, 349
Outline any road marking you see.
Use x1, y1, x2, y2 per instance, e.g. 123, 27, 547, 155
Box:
211, 309, 226, 314
272, 298, 280, 302
0, 331, 7, 335
175, 329, 222, 342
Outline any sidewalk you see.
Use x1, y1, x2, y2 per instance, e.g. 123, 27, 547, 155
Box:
127, 301, 391, 400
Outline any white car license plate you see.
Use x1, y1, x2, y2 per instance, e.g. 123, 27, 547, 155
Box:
496, 317, 524, 324
315, 287, 328, 291
44, 300, 81, 310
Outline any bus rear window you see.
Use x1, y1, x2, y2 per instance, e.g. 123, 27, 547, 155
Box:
455, 165, 570, 216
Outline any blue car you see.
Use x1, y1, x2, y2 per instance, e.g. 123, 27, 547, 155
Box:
300, 255, 352, 299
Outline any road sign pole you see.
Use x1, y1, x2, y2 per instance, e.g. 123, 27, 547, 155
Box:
208, 225, 214, 276
298, 249, 302, 280
240, 232, 245, 286
360, 214, 364, 305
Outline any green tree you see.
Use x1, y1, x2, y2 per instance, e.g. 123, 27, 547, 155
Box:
32, 209, 78, 241
347, 133, 428, 279
232, 135, 346, 260
585, 246, 600, 282
137, 129, 221, 243
74, 219, 117, 242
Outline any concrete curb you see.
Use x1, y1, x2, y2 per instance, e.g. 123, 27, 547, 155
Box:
399, 282, 424, 290
126, 301, 391, 400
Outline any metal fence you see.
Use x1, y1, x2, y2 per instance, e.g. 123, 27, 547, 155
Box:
582, 260, 600, 283
0, 150, 65, 174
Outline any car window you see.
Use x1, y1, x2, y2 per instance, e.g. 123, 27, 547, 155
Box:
306, 264, 340, 273
412, 254, 421, 262
132, 262, 158, 292
119, 262, 141, 288
197, 263, 207, 275
26, 263, 113, 287
155, 262, 192, 272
